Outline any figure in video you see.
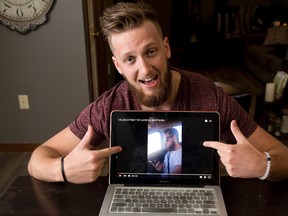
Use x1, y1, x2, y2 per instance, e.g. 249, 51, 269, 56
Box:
153, 128, 182, 174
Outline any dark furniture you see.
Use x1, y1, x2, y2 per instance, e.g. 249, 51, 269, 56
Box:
216, 5, 288, 83
244, 33, 284, 83
1, 176, 288, 216
215, 81, 252, 114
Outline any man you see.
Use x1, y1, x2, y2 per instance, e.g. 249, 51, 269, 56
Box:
28, 2, 288, 183
153, 128, 182, 174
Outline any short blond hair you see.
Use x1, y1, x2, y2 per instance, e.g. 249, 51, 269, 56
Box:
99, 2, 163, 49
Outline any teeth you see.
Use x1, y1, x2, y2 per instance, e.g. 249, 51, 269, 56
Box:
142, 76, 156, 83
144, 77, 154, 82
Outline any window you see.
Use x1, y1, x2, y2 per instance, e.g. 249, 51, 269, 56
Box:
148, 132, 162, 155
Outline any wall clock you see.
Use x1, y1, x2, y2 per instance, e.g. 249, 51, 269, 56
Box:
0, 0, 55, 34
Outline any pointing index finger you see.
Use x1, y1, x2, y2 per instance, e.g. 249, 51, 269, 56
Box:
94, 146, 122, 160
203, 141, 228, 152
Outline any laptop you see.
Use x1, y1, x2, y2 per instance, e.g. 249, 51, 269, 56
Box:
99, 111, 227, 216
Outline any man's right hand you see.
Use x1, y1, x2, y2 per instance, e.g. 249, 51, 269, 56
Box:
152, 161, 165, 172
63, 125, 122, 183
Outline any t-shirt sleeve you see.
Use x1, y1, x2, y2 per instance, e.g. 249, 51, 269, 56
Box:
69, 101, 107, 147
180, 70, 257, 144
216, 86, 257, 144
68, 81, 137, 147
174, 150, 182, 166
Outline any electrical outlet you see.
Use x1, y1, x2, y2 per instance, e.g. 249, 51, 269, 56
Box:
18, 95, 30, 109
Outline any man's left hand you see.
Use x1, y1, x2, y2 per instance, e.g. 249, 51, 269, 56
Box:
203, 120, 266, 178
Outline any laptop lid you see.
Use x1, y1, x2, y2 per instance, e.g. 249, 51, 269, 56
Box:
109, 111, 220, 187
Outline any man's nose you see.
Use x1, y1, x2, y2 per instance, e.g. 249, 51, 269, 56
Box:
137, 57, 150, 75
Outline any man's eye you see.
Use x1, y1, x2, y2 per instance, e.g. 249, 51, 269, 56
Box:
124, 56, 134, 63
147, 49, 156, 56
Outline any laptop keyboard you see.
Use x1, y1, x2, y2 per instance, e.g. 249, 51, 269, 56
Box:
109, 187, 219, 214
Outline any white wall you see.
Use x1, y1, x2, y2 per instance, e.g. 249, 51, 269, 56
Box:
0, 0, 90, 143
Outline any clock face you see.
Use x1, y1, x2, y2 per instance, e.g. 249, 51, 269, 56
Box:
0, 0, 54, 34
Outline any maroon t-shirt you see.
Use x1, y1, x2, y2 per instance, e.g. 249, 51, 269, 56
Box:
69, 69, 257, 146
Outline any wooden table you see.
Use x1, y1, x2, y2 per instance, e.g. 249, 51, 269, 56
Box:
1, 176, 288, 216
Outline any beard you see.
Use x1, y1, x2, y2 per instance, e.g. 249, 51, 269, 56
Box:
125, 64, 172, 107
167, 141, 175, 151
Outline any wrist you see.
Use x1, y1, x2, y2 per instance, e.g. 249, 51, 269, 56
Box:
61, 157, 68, 182
50, 157, 68, 182
259, 152, 271, 180
52, 156, 66, 182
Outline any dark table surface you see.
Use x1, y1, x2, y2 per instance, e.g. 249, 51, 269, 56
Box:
0, 176, 288, 216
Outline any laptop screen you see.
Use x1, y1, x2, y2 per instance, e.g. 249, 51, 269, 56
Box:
109, 111, 220, 186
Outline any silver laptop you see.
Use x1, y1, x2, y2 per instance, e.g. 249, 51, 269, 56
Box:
99, 111, 227, 216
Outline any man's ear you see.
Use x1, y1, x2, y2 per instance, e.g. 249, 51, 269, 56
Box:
172, 135, 177, 142
163, 37, 171, 59
112, 56, 123, 75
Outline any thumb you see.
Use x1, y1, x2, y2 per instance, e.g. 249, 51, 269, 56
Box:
230, 120, 247, 144
77, 125, 94, 150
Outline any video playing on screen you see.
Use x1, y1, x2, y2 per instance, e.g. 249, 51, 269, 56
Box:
110, 112, 219, 181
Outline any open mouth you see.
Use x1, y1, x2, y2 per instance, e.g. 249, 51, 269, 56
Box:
139, 75, 158, 87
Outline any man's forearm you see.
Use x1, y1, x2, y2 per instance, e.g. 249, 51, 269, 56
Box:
28, 146, 64, 182
268, 148, 288, 181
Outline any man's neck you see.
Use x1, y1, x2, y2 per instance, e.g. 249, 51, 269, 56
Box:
140, 70, 181, 111
173, 143, 182, 151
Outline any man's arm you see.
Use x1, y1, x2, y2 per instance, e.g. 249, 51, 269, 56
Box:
247, 123, 288, 181
203, 120, 288, 181
28, 126, 122, 183
172, 165, 182, 174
